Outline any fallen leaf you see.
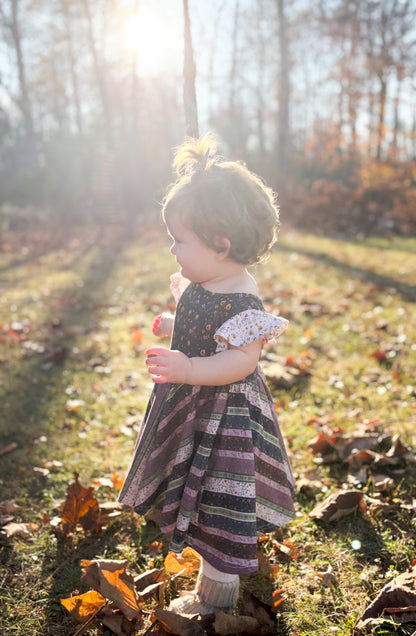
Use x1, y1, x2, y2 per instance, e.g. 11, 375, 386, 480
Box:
112, 472, 124, 490
130, 328, 144, 344
101, 608, 139, 635
153, 608, 208, 635
81, 559, 143, 620
61, 590, 106, 623
164, 548, 201, 575
354, 565, 416, 633
275, 540, 298, 562
272, 589, 285, 610
314, 565, 337, 588
134, 567, 169, 604
0, 522, 38, 540
66, 399, 85, 412
310, 490, 363, 523
148, 541, 163, 557
0, 442, 18, 457
214, 610, 260, 635
60, 473, 100, 535
0, 500, 20, 515
241, 590, 276, 631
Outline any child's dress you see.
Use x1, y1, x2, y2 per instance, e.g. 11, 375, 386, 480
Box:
119, 274, 295, 575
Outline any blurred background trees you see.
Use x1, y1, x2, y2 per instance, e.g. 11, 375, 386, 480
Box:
0, 0, 415, 236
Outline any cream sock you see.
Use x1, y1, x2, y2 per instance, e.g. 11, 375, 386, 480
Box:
169, 556, 240, 615
196, 558, 239, 609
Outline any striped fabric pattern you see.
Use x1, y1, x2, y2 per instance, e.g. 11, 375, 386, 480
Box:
119, 282, 295, 574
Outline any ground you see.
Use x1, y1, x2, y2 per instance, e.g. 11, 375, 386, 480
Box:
0, 222, 415, 635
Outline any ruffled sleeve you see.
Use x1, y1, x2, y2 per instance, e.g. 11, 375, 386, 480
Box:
214, 309, 288, 352
170, 272, 190, 304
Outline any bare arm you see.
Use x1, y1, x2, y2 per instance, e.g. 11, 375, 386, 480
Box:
145, 339, 263, 386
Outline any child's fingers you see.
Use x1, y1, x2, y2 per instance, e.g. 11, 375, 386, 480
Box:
145, 346, 169, 357
147, 364, 166, 376
145, 357, 167, 367
151, 375, 168, 384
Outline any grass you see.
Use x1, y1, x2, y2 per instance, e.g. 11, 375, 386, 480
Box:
0, 222, 415, 635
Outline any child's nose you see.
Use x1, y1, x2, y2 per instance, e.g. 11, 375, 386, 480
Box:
170, 242, 176, 255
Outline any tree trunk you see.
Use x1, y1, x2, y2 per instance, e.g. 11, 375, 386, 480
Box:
61, 0, 83, 135
183, 0, 199, 137
10, 0, 37, 165
275, 0, 289, 177
82, 0, 113, 147
130, 0, 140, 137
392, 67, 403, 157
376, 74, 386, 160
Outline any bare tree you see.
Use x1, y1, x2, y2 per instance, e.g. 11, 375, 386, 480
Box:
276, 0, 290, 176
60, 0, 84, 135
82, 0, 113, 146
183, 0, 199, 137
6, 0, 37, 164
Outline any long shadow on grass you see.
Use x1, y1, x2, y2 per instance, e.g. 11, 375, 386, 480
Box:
0, 225, 130, 500
278, 243, 416, 303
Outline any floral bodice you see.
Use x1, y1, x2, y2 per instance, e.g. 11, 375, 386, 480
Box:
170, 276, 288, 358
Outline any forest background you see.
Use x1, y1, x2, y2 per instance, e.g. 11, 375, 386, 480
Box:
1, 0, 416, 238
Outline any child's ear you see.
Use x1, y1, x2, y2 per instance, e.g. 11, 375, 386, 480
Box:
213, 236, 231, 258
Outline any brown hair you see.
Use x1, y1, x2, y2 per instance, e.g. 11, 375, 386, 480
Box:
162, 133, 280, 265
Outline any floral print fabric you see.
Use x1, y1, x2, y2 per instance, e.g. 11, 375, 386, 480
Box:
214, 309, 288, 352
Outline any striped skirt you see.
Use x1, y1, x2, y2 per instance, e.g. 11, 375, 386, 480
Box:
119, 367, 295, 574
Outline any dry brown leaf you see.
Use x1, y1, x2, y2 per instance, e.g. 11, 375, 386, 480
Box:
214, 610, 260, 635
241, 590, 276, 630
60, 590, 106, 623
0, 521, 38, 540
309, 489, 363, 523
164, 547, 201, 575
135, 567, 168, 591
101, 609, 139, 635
153, 608, 208, 635
315, 565, 337, 588
0, 500, 20, 515
81, 559, 142, 620
355, 566, 416, 633
0, 442, 18, 457
275, 540, 298, 562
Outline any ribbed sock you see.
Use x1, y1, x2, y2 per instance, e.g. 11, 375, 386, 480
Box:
169, 557, 240, 616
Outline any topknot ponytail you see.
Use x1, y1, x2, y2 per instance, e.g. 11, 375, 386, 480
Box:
173, 132, 218, 177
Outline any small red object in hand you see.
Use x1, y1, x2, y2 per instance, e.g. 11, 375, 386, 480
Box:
152, 314, 162, 335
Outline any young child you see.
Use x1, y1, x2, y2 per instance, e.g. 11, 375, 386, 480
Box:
119, 133, 295, 616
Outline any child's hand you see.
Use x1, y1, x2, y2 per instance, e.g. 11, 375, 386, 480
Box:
152, 313, 174, 338
145, 346, 192, 384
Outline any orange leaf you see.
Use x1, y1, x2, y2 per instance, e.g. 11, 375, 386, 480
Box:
272, 589, 285, 609
392, 367, 401, 381
269, 563, 280, 577
81, 559, 142, 620
148, 541, 163, 557
371, 349, 387, 360
60, 473, 99, 535
111, 473, 124, 491
131, 329, 144, 344
285, 356, 297, 366
61, 590, 106, 623
164, 548, 201, 575
282, 540, 298, 561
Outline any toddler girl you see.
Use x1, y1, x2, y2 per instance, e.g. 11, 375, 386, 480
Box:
119, 133, 295, 615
